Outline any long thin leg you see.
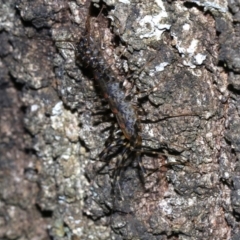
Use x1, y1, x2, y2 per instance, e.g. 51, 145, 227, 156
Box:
112, 146, 133, 200
99, 138, 126, 161
136, 152, 146, 174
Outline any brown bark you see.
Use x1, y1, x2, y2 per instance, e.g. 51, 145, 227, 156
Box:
0, 0, 238, 239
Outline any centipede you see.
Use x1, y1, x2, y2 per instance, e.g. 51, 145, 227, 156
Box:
76, 36, 144, 172
11, 1, 213, 239
76, 29, 189, 238
75, 5, 172, 190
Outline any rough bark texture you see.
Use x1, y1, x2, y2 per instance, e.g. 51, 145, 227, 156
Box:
0, 0, 239, 239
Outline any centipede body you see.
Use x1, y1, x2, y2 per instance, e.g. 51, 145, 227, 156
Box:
76, 35, 146, 173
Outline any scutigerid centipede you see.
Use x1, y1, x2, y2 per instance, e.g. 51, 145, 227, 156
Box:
8, 0, 220, 239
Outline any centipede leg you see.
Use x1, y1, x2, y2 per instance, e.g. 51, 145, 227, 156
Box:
112, 146, 133, 200
99, 137, 126, 161
136, 152, 146, 174
109, 148, 134, 237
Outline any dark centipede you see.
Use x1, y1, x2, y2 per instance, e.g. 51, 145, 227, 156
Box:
76, 36, 146, 174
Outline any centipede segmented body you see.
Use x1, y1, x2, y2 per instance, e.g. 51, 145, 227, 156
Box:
76, 36, 146, 174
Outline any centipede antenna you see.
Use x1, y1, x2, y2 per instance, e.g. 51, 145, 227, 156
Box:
96, 4, 106, 20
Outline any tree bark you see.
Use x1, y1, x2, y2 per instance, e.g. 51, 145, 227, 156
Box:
0, 0, 237, 239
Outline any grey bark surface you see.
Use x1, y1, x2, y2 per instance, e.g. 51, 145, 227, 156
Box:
0, 0, 238, 239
